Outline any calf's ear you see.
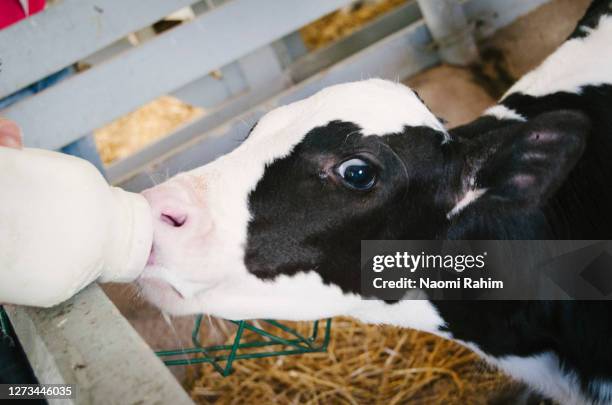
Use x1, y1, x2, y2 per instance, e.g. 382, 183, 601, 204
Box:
475, 110, 590, 208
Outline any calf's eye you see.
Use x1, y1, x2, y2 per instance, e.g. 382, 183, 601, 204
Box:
336, 158, 377, 191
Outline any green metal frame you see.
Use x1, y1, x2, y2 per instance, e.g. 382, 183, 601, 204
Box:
156, 317, 332, 376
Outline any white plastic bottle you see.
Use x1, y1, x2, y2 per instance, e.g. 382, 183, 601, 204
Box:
0, 147, 153, 307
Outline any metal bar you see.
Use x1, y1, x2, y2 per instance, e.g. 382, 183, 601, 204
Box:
3, 0, 352, 151
322, 318, 333, 350
310, 320, 320, 341
4, 284, 193, 405
191, 314, 204, 347
161, 348, 316, 367
416, 0, 479, 65
157, 337, 308, 357
0, 0, 199, 98
222, 321, 246, 376
263, 320, 316, 348
238, 322, 309, 350
117, 20, 439, 191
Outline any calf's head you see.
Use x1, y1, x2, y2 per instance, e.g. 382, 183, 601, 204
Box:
139, 79, 588, 322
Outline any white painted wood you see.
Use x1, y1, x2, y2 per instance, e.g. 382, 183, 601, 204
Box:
2, 0, 353, 151
274, 32, 309, 68
117, 21, 439, 190
0, 0, 199, 98
4, 284, 193, 405
172, 63, 247, 109
238, 45, 288, 92
80, 38, 134, 68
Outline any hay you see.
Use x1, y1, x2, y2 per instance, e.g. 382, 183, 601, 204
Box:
94, 96, 203, 164
300, 0, 407, 51
186, 317, 512, 404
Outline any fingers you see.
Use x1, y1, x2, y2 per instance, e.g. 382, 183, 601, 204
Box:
0, 119, 23, 149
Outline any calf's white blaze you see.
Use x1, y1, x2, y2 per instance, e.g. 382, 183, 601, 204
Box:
484, 105, 526, 122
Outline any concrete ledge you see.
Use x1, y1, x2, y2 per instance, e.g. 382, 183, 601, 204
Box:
5, 284, 193, 405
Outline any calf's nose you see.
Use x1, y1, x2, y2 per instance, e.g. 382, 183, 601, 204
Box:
160, 210, 187, 228
141, 183, 202, 231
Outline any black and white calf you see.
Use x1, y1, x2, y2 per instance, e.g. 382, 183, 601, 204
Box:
140, 2, 612, 404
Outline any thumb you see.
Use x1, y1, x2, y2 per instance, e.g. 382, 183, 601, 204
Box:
0, 119, 23, 149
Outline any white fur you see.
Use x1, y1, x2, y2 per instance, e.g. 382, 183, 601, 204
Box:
484, 105, 526, 121
492, 353, 588, 405
589, 379, 612, 405
446, 188, 487, 219
504, 15, 612, 98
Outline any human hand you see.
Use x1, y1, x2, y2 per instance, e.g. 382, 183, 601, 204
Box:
0, 118, 23, 148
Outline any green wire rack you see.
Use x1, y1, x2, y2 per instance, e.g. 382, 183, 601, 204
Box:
156, 316, 332, 376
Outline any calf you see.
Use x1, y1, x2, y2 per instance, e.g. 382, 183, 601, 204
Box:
140, 1, 612, 403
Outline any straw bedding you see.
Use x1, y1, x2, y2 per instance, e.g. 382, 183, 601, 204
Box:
94, 95, 203, 164
300, 0, 408, 51
185, 317, 513, 404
